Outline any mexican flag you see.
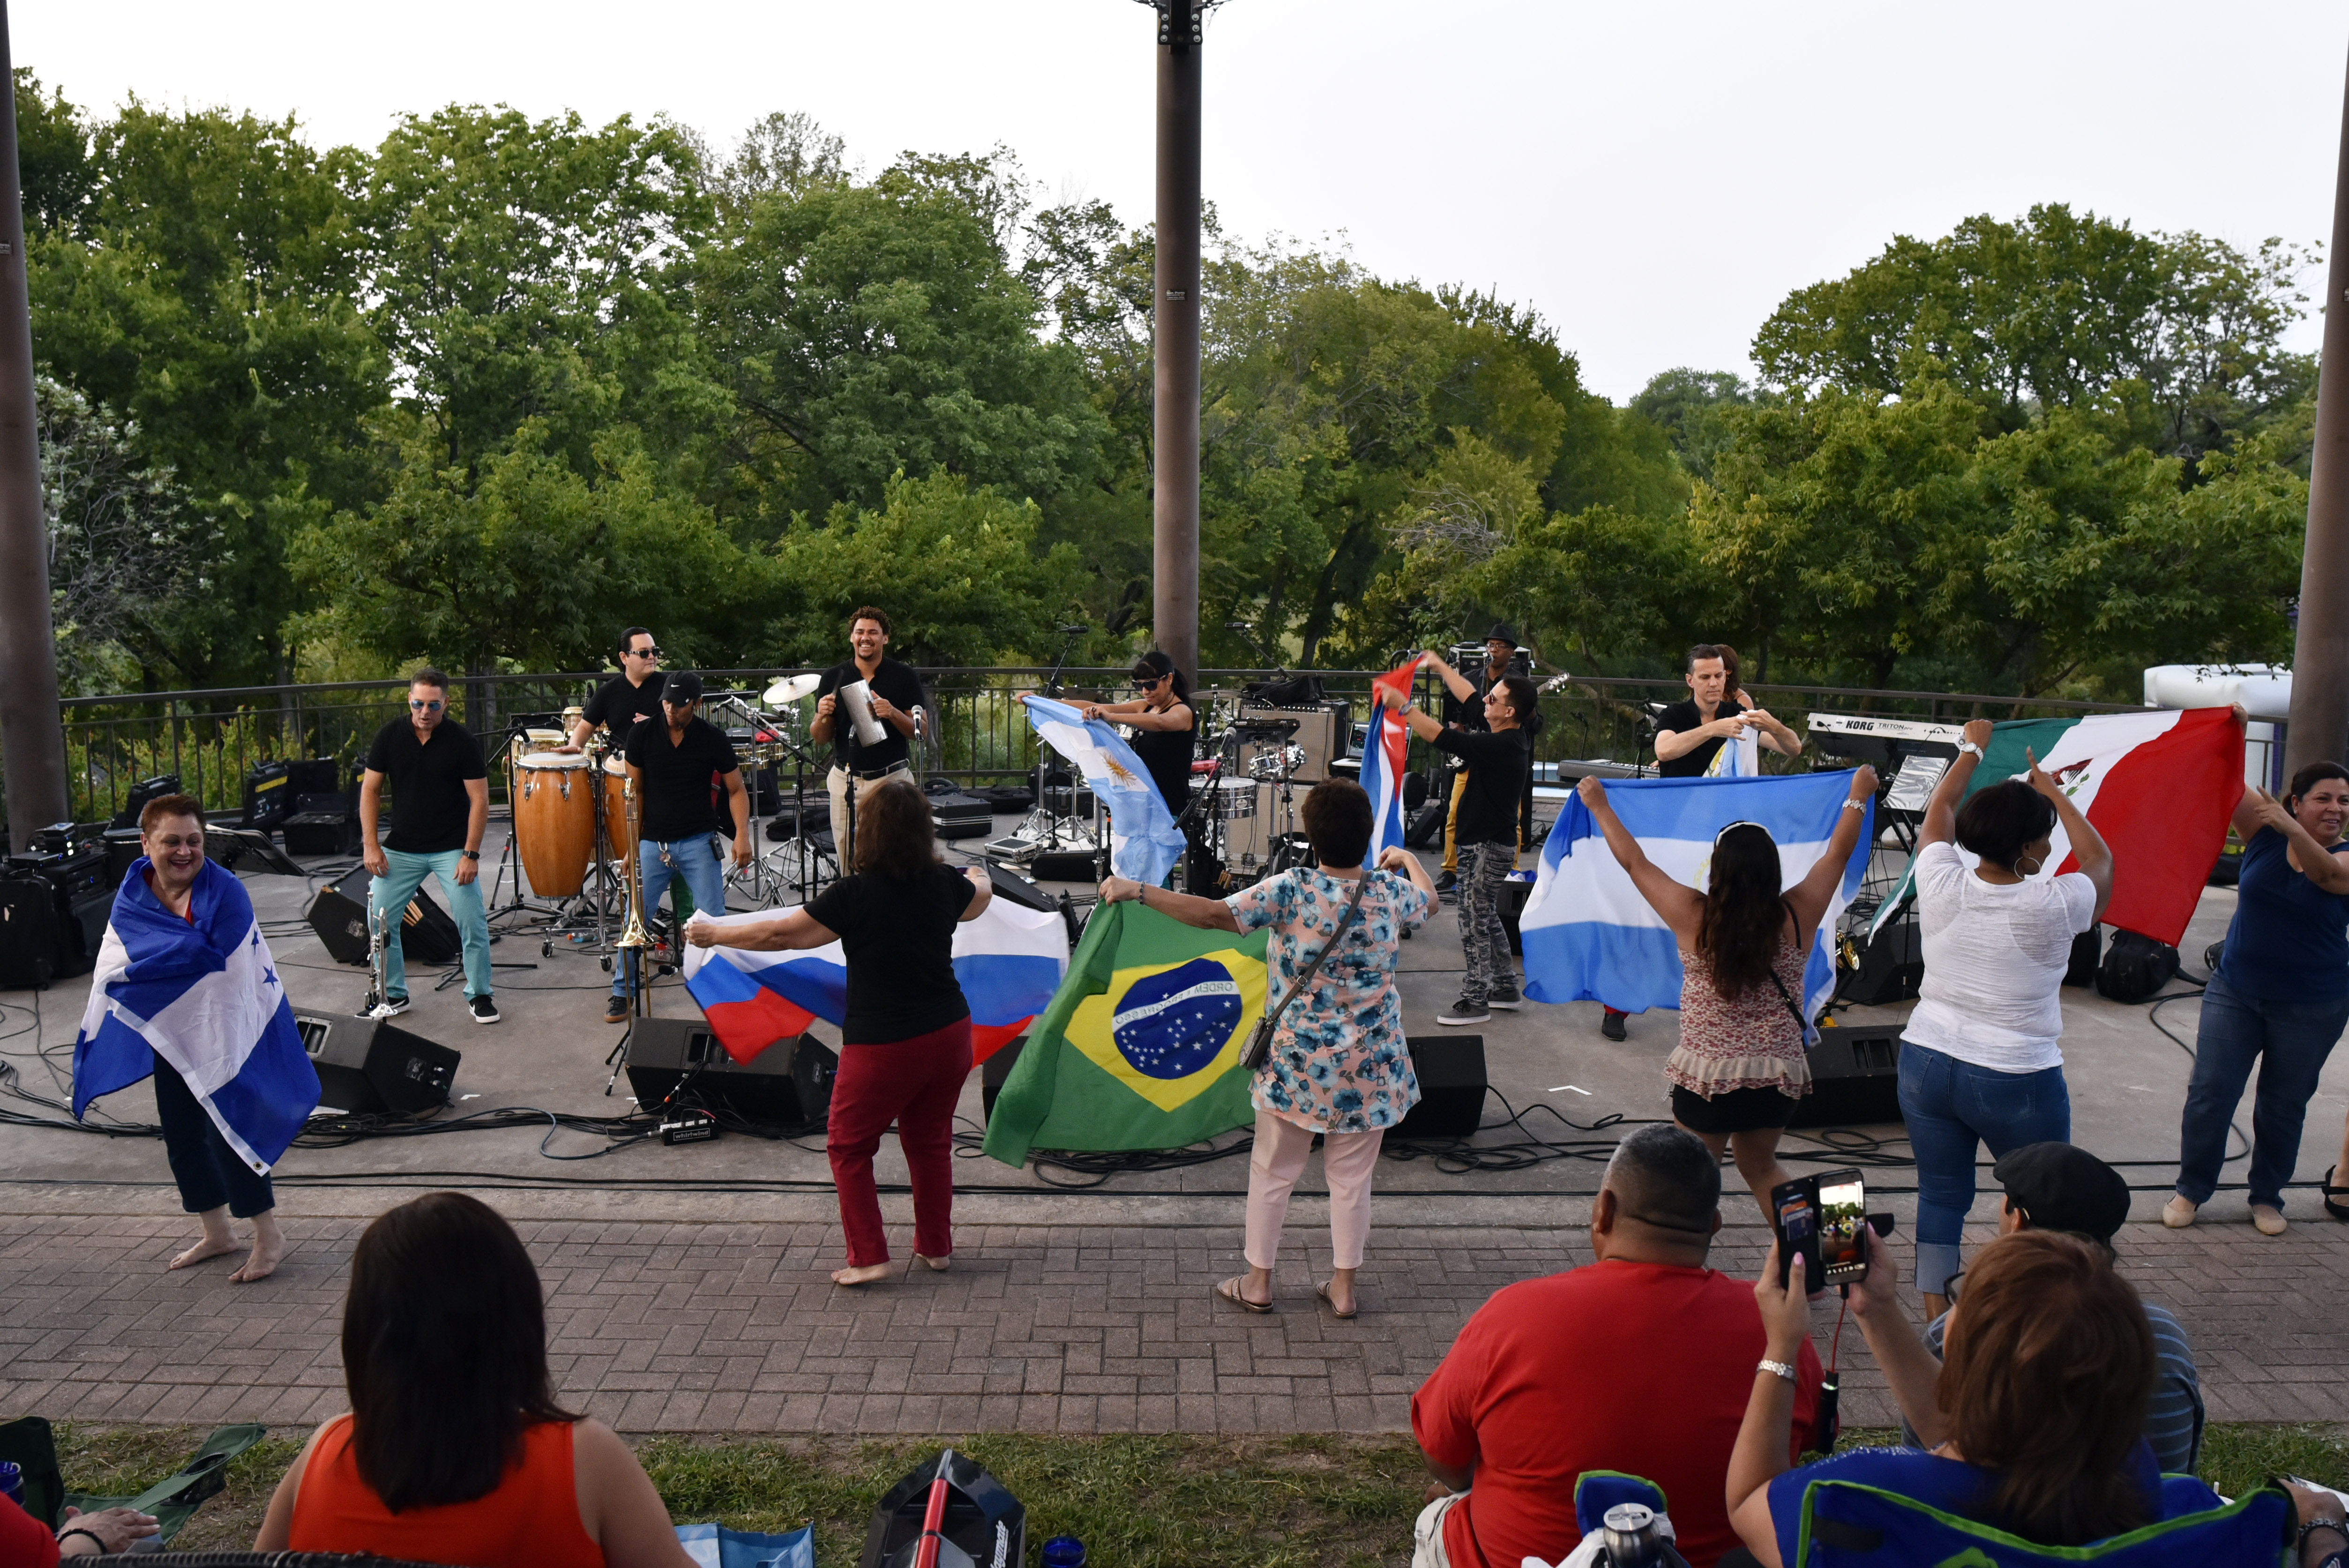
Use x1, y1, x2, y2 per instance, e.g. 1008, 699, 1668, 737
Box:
982, 898, 1268, 1166
1874, 707, 2243, 947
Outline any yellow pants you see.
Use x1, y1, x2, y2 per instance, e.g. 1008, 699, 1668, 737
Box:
1441, 771, 1468, 872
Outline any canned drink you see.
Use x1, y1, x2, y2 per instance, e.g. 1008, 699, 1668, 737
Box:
1600, 1501, 1662, 1567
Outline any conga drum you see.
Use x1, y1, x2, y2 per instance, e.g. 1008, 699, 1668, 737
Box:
601, 755, 640, 874
512, 752, 595, 896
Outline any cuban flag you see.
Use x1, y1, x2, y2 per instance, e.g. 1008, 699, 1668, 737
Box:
1362, 654, 1429, 862
1022, 695, 1189, 887
682, 896, 1069, 1066
1519, 770, 1871, 1020
72, 857, 320, 1172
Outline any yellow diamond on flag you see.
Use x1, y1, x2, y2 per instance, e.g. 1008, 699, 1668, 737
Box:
1063, 949, 1268, 1113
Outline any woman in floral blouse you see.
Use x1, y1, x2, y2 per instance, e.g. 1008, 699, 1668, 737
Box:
1101, 778, 1435, 1318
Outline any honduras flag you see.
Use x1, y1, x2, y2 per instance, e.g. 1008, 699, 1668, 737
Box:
1361, 655, 1429, 863
1520, 771, 1871, 1020
72, 857, 320, 1172
683, 896, 1069, 1066
1022, 694, 1189, 886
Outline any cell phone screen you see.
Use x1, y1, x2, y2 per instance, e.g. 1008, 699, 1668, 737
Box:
1817, 1172, 1869, 1285
1773, 1190, 1818, 1289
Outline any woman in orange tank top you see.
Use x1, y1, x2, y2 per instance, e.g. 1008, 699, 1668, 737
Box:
253, 1192, 691, 1568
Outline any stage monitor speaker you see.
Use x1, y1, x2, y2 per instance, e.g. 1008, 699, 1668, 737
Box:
306, 866, 459, 968
859, 1449, 1026, 1568
1498, 871, 1535, 955
294, 1012, 461, 1115
980, 1035, 1027, 1122
1030, 850, 1100, 883
622, 1015, 837, 1127
985, 864, 1056, 914
1838, 912, 1921, 1005
1788, 1024, 1903, 1128
1394, 1034, 1487, 1139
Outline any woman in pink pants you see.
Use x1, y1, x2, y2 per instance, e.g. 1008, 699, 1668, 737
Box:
688, 782, 992, 1285
1101, 779, 1435, 1317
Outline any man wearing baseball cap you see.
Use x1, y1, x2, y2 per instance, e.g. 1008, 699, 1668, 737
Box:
1898, 1142, 2203, 1473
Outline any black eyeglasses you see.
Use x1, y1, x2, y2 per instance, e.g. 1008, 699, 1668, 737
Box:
409, 698, 445, 711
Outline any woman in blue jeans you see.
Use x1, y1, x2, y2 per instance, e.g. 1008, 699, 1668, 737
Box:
2168, 762, 2349, 1237
1900, 719, 2112, 1319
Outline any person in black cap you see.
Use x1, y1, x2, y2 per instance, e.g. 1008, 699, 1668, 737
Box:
1434, 624, 1532, 895
606, 671, 751, 1023
1888, 1142, 2205, 1475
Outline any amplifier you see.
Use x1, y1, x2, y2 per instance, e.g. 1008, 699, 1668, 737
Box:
111, 773, 184, 830
1238, 702, 1347, 783
294, 1012, 460, 1115
306, 866, 460, 967
1394, 1034, 1488, 1139
1838, 912, 1921, 1006
0, 876, 58, 988
102, 827, 145, 890
7, 840, 112, 979
284, 795, 360, 858
928, 788, 994, 840
623, 1015, 837, 1127
1791, 1024, 1903, 1127
284, 758, 344, 797
243, 762, 293, 832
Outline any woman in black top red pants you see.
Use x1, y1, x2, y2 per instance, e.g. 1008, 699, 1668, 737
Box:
687, 782, 993, 1285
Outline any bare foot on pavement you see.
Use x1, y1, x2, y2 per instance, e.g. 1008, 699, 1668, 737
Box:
831, 1262, 893, 1286
169, 1234, 239, 1271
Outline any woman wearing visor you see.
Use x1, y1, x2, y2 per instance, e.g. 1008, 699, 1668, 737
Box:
1576, 767, 1878, 1217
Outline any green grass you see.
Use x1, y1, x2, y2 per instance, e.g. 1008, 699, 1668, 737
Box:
49, 1423, 2349, 1564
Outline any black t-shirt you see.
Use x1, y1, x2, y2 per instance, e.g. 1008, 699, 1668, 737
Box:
1435, 726, 1531, 848
1128, 711, 1196, 816
364, 719, 487, 854
583, 673, 666, 738
814, 657, 927, 773
1655, 698, 1740, 778
622, 716, 741, 841
1441, 663, 1505, 733
806, 865, 977, 1043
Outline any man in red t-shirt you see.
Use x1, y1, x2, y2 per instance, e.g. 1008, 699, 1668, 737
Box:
1411, 1124, 1822, 1568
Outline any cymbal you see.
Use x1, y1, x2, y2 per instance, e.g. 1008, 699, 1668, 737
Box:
763, 672, 822, 704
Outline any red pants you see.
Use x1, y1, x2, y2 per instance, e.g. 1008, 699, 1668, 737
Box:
827, 1017, 972, 1267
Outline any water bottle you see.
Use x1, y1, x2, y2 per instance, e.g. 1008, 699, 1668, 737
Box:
1040, 1535, 1086, 1568
0, 1460, 22, 1508
1599, 1502, 1663, 1567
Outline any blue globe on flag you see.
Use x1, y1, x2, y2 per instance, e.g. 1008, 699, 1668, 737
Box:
1110, 958, 1243, 1079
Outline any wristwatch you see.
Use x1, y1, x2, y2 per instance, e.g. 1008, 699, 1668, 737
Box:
462, 849, 481, 861
1757, 1359, 1798, 1382
1956, 739, 1984, 759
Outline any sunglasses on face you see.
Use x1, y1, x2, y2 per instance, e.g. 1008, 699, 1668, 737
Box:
626, 647, 662, 659
1136, 675, 1166, 690
410, 698, 444, 711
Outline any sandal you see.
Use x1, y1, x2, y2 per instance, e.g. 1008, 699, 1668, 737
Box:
1214, 1276, 1274, 1314
1316, 1281, 1357, 1320
2325, 1166, 2349, 1223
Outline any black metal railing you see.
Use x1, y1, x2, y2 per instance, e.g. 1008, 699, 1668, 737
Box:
28, 666, 2144, 828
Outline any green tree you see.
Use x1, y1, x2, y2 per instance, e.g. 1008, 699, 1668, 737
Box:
1629, 368, 1751, 483
14, 70, 94, 232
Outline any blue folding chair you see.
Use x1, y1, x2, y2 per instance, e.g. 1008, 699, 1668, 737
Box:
1786, 1475, 2294, 1567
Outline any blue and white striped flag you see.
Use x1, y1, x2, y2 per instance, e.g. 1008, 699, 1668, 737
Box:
1023, 695, 1189, 887
73, 857, 320, 1172
1519, 770, 1870, 1019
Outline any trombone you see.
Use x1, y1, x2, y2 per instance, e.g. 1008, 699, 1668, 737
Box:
603, 773, 651, 1092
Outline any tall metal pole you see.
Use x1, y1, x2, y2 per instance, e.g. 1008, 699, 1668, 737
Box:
2290, 37, 2349, 778
0, 0, 67, 847
1152, 0, 1203, 684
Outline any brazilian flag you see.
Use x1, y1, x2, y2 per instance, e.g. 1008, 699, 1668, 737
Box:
982, 899, 1269, 1166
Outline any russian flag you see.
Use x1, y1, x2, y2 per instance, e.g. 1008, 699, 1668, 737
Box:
74, 857, 321, 1171
1519, 770, 1871, 1020
682, 896, 1070, 1066
1362, 655, 1429, 863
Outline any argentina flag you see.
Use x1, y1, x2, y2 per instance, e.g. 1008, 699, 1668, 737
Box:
1520, 770, 1871, 1019
1022, 694, 1189, 886
73, 857, 320, 1172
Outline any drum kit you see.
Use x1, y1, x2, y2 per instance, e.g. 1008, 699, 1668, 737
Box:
1181, 701, 1316, 888
488, 672, 843, 956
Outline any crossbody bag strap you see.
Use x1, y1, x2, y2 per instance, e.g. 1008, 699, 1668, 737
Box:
1264, 875, 1371, 1032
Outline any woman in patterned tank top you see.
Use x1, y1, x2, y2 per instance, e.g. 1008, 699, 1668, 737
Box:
1576, 767, 1877, 1216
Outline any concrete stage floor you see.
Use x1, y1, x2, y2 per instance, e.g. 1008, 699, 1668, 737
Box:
5, 813, 2348, 1437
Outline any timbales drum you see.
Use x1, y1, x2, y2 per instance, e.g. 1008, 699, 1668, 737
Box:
513, 752, 594, 896
1212, 778, 1258, 819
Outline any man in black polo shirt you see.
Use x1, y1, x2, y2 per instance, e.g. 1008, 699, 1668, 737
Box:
562, 626, 665, 753
359, 667, 497, 1023
810, 605, 927, 866
1386, 665, 1537, 1027
606, 671, 750, 1022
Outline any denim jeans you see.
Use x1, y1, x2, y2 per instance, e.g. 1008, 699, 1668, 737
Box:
614, 832, 727, 1000
2175, 971, 2349, 1210
372, 847, 494, 1001
1898, 1039, 2071, 1296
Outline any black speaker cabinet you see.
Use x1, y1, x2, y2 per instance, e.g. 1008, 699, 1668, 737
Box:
985, 862, 1057, 914
2064, 924, 2103, 988
0, 877, 59, 988
1499, 872, 1535, 955
1790, 1024, 1904, 1128
623, 1015, 838, 1127
306, 866, 459, 967
1394, 1034, 1488, 1140
293, 1012, 460, 1115
980, 1035, 1027, 1122
1838, 912, 1922, 1005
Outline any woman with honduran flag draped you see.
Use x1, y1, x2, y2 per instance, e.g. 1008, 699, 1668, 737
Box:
687, 781, 1000, 1287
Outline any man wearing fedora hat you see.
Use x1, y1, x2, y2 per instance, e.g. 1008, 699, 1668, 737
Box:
1435, 624, 1534, 895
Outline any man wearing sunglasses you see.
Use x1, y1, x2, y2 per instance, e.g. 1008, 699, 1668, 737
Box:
359, 668, 498, 1024
562, 627, 665, 752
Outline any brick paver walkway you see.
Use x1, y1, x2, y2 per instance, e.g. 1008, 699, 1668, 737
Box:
4, 1209, 2344, 1435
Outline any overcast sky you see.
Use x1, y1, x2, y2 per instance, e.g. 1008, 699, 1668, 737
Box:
20, 1, 2349, 403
